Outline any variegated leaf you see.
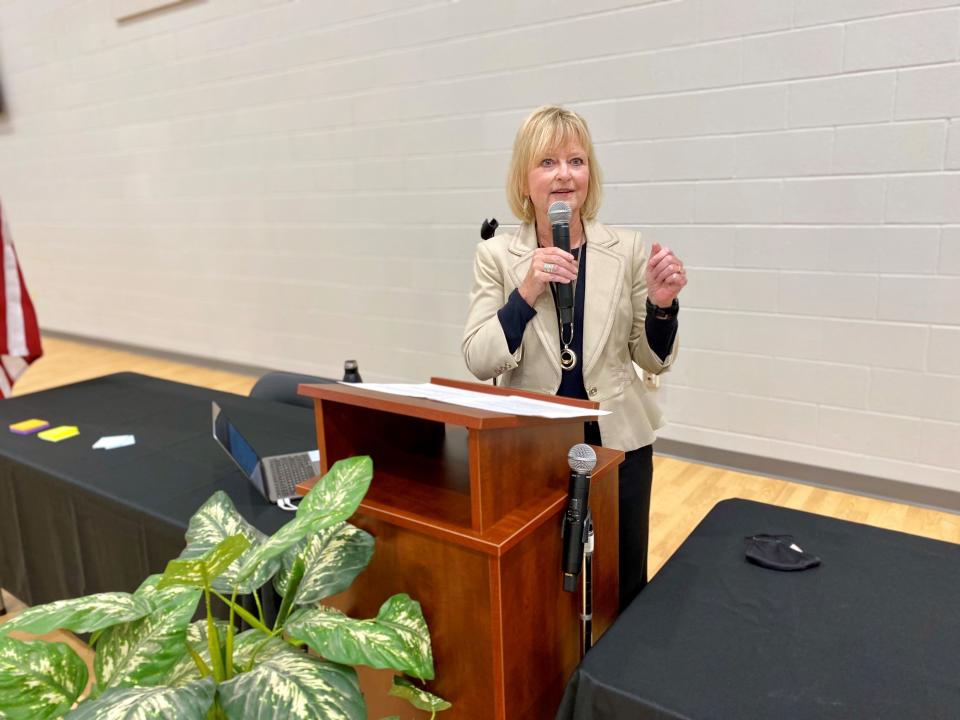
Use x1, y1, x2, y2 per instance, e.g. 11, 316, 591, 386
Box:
0, 635, 88, 720
65, 678, 216, 720
131, 575, 200, 611
185, 619, 228, 658
274, 523, 374, 605
286, 593, 435, 680
162, 620, 228, 686
218, 651, 364, 720
94, 582, 199, 692
0, 593, 151, 637
230, 629, 296, 673
389, 675, 452, 712
158, 534, 250, 590
180, 491, 270, 594
164, 623, 297, 687
233, 457, 373, 588
231, 513, 322, 587
298, 456, 372, 518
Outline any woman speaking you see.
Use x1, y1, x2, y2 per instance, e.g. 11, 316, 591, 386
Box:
462, 105, 687, 609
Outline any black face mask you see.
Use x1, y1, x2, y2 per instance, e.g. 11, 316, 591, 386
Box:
744, 534, 821, 571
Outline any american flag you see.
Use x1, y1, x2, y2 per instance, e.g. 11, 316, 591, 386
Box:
0, 200, 42, 397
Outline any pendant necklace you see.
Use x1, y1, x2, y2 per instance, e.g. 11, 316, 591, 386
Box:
553, 243, 585, 372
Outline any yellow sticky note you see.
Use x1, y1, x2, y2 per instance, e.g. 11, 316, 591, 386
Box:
9, 418, 51, 434
37, 425, 80, 442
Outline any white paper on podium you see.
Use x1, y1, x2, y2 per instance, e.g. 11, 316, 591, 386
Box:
339, 382, 609, 419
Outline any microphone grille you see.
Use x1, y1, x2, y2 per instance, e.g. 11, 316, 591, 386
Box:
548, 201, 572, 225
568, 443, 597, 473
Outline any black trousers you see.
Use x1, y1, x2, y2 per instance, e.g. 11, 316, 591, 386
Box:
585, 422, 654, 611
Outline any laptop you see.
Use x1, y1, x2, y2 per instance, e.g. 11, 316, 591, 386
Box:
211, 401, 319, 506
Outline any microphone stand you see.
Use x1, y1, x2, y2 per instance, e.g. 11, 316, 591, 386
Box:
561, 443, 597, 657
580, 512, 594, 657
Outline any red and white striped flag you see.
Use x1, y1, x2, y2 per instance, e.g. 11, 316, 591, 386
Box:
0, 200, 42, 397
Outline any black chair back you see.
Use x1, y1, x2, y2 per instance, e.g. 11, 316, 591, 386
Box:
249, 371, 336, 409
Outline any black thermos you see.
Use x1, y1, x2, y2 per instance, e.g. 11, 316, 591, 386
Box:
342, 360, 362, 383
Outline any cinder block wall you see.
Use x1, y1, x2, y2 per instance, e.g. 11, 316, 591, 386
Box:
0, 0, 957, 492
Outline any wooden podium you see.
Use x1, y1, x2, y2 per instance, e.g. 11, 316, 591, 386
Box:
296, 378, 624, 719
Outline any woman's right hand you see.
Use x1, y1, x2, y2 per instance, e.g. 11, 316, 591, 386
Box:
518, 247, 579, 307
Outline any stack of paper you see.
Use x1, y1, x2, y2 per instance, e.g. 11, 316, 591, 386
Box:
340, 382, 609, 419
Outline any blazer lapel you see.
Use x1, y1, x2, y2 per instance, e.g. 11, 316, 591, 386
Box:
507, 224, 562, 376
582, 221, 624, 377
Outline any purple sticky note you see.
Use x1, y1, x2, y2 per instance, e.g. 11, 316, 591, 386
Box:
9, 419, 51, 435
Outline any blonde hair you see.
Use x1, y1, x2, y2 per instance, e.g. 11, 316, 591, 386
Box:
506, 105, 603, 224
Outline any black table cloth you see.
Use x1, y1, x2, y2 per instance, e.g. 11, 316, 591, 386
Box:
0, 372, 317, 606
558, 498, 960, 720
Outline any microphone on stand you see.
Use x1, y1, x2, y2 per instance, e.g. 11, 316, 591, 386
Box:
562, 443, 597, 592
548, 201, 574, 325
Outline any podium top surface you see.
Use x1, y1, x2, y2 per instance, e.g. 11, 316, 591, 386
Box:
297, 378, 600, 430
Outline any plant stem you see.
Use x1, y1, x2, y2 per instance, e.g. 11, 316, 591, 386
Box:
252, 587, 265, 626
211, 589, 272, 634
205, 700, 227, 720
245, 634, 277, 672
204, 575, 225, 681
273, 558, 305, 633
187, 645, 212, 677
224, 588, 238, 680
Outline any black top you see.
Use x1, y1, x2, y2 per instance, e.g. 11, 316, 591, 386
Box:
497, 245, 678, 399
0, 373, 319, 605
558, 499, 960, 719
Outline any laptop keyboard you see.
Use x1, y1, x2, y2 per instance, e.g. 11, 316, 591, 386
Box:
268, 455, 316, 499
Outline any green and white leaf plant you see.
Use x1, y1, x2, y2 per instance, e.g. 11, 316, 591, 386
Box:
0, 456, 451, 719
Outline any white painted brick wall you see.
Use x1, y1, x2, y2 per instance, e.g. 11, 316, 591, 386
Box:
694, 180, 783, 223
895, 64, 960, 119
886, 174, 960, 223
788, 72, 896, 128
778, 272, 879, 318
741, 26, 844, 84
843, 8, 960, 71
928, 327, 960, 373
818, 407, 923, 463
698, 0, 793, 41
832, 121, 947, 173
0, 0, 958, 493
921, 419, 960, 468
783, 177, 887, 223
948, 121, 960, 168
942, 227, 960, 273
735, 129, 834, 178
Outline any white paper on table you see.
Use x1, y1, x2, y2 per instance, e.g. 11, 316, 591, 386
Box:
338, 382, 609, 418
92, 435, 136, 450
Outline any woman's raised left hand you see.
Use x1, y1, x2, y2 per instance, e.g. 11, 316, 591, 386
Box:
645, 242, 687, 308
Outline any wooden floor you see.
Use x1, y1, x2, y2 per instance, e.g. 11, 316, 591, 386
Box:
10, 334, 258, 397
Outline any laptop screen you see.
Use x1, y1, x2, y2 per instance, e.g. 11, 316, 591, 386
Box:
212, 402, 262, 479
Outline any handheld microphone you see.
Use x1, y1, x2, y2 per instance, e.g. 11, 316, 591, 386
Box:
548, 201, 574, 325
562, 443, 597, 592
480, 218, 499, 240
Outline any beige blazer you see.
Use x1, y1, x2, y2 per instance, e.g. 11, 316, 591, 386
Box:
462, 220, 678, 452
